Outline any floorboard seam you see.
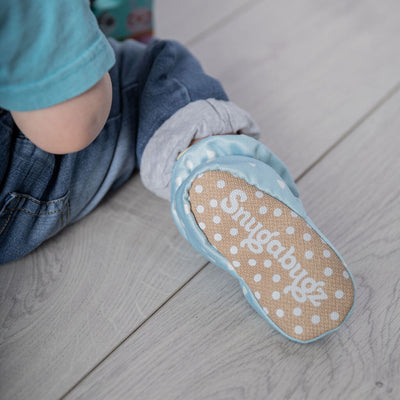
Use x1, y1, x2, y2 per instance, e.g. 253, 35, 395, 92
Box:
185, 0, 262, 47
59, 261, 210, 399
295, 80, 400, 183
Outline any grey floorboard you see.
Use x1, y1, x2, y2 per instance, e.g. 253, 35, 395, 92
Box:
187, 0, 400, 176
154, 0, 256, 44
65, 79, 400, 400
2, 0, 400, 399
0, 178, 206, 400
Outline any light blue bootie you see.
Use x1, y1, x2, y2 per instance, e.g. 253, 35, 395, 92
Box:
171, 135, 355, 343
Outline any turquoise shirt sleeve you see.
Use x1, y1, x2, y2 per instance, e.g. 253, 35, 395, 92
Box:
0, 0, 116, 111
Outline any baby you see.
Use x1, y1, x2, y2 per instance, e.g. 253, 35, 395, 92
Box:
0, 1, 355, 343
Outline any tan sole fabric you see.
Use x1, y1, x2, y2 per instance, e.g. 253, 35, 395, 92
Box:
189, 170, 354, 342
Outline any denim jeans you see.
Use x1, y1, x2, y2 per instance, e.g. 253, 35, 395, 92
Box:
0, 38, 227, 265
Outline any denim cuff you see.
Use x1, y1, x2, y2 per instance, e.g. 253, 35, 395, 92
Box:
140, 99, 260, 200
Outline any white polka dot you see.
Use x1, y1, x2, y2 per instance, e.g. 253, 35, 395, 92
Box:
290, 211, 298, 218
175, 177, 182, 186
255, 191, 264, 198
277, 179, 286, 189
286, 226, 295, 235
274, 208, 282, 217
186, 160, 194, 170
232, 261, 240, 268
305, 250, 314, 259
335, 290, 344, 299
254, 273, 262, 282
276, 309, 284, 318
230, 228, 238, 236
294, 326, 303, 335
217, 180, 225, 188
210, 199, 218, 207
330, 312, 339, 321
230, 246, 238, 255
254, 291, 261, 299
242, 286, 247, 295
213, 216, 221, 224
324, 267, 333, 277
272, 274, 281, 283
206, 150, 216, 159
184, 204, 190, 214
196, 205, 204, 213
199, 222, 206, 230
311, 315, 320, 324
263, 307, 269, 315
264, 259, 272, 268
323, 249, 331, 258
248, 259, 257, 266
228, 263, 235, 271
198, 173, 204, 178
343, 271, 350, 279
259, 206, 268, 215
195, 185, 203, 193
214, 233, 222, 241
272, 291, 280, 300
293, 307, 302, 316
303, 233, 312, 242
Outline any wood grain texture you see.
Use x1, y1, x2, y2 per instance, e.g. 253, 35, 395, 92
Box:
154, 0, 257, 44
0, 178, 206, 400
65, 82, 400, 400
1, 1, 400, 399
186, 0, 400, 177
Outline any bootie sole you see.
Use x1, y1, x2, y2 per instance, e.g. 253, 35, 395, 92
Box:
188, 170, 354, 342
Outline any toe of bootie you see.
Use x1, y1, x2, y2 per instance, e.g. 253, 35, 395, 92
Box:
170, 135, 355, 343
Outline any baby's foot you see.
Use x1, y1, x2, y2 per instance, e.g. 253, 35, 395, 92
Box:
170, 135, 355, 343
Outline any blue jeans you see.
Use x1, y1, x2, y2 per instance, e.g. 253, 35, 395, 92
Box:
0, 38, 227, 265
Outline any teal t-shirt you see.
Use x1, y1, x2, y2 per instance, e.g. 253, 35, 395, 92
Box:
0, 1, 116, 111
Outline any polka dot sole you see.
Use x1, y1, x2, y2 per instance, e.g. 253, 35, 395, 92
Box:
188, 170, 355, 342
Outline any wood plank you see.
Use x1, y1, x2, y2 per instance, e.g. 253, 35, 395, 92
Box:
154, 0, 256, 44
187, 0, 400, 176
64, 79, 400, 400
0, 179, 206, 400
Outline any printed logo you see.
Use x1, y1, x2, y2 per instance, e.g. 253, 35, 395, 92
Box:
221, 189, 328, 306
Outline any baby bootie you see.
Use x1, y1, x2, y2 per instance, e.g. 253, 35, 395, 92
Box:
170, 135, 355, 343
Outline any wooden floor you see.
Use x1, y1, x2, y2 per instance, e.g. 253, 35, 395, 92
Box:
1, 1, 400, 399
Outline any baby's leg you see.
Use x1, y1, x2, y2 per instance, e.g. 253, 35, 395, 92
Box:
0, 37, 355, 343
0, 39, 144, 264
133, 40, 355, 342
0, 37, 245, 264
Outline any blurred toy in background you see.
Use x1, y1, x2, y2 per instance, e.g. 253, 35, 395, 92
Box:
90, 0, 153, 44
